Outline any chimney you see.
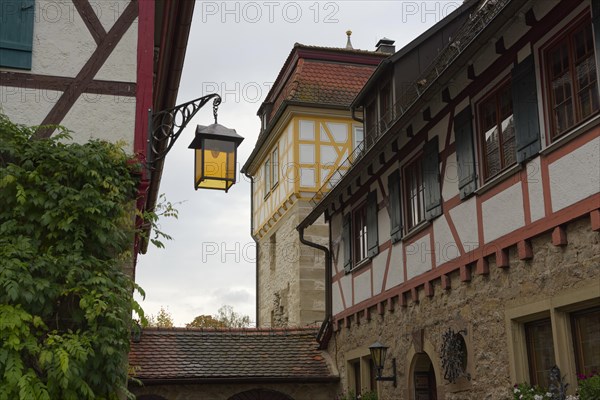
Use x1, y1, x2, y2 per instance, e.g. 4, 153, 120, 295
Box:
376, 38, 395, 54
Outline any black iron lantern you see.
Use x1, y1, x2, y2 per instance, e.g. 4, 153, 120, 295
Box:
369, 341, 397, 387
188, 123, 244, 192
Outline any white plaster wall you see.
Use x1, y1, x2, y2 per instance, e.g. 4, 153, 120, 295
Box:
339, 274, 352, 309
549, 137, 600, 212
94, 19, 138, 82
527, 157, 546, 222
377, 205, 390, 245
331, 212, 342, 276
0, 87, 61, 126
372, 248, 387, 296
353, 270, 371, 305
482, 182, 525, 242
332, 282, 344, 315
385, 244, 404, 290
433, 216, 459, 267
30, 0, 95, 77
61, 94, 136, 152
405, 234, 433, 280
442, 152, 460, 201
448, 197, 479, 251
89, 0, 129, 31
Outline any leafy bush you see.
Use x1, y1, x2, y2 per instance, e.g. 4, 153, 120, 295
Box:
578, 373, 600, 400
513, 383, 552, 400
0, 115, 144, 399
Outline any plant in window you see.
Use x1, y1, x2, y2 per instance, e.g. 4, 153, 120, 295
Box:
512, 383, 552, 400
577, 373, 600, 400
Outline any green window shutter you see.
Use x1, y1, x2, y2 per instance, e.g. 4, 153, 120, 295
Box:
0, 0, 35, 69
512, 55, 541, 163
454, 107, 477, 199
366, 190, 379, 258
422, 137, 442, 221
342, 213, 352, 273
387, 169, 403, 243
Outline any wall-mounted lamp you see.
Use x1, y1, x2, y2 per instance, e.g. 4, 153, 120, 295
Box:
147, 93, 243, 192
369, 341, 397, 387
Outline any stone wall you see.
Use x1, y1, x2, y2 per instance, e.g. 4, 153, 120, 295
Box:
131, 382, 339, 400
329, 215, 600, 400
257, 201, 328, 328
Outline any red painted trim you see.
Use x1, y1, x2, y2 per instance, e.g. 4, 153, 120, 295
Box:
517, 240, 533, 260
475, 257, 489, 276
496, 248, 510, 268
460, 265, 472, 282
441, 274, 451, 290
424, 281, 434, 297
333, 194, 599, 320
429, 225, 437, 268
381, 245, 393, 292
135, 0, 155, 162
552, 226, 568, 246
591, 210, 600, 231
445, 213, 465, 255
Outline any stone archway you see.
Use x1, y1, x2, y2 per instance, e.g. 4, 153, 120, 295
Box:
410, 353, 438, 400
227, 389, 294, 400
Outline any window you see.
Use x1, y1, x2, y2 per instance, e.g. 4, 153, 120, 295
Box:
572, 307, 600, 376
404, 155, 425, 231
271, 147, 279, 187
525, 319, 555, 387
348, 355, 376, 397
353, 126, 364, 152
352, 202, 368, 265
479, 82, 516, 180
545, 21, 599, 140
343, 192, 378, 272
0, 0, 35, 69
264, 158, 271, 197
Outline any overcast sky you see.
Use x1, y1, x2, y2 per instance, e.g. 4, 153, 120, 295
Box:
135, 1, 462, 326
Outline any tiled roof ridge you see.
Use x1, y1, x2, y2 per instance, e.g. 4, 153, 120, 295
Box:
293, 42, 389, 56
140, 326, 320, 334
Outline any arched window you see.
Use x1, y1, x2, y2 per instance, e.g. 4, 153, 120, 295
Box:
227, 388, 294, 400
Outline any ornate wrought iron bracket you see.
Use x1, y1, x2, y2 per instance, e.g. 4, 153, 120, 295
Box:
376, 358, 397, 387
146, 93, 222, 171
440, 327, 471, 383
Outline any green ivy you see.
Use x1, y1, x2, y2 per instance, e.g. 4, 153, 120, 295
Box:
0, 114, 145, 399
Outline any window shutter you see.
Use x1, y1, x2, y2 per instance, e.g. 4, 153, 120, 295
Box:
454, 107, 477, 199
342, 213, 352, 273
593, 0, 600, 91
387, 169, 403, 243
366, 191, 379, 258
512, 55, 541, 163
422, 137, 442, 221
0, 0, 35, 69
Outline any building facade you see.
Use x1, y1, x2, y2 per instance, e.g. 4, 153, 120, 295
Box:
299, 0, 600, 398
242, 43, 389, 328
0, 0, 194, 265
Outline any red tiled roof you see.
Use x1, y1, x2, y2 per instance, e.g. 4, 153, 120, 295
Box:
270, 59, 379, 118
129, 327, 337, 383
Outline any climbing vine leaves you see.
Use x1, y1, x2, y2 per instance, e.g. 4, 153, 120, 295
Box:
0, 115, 145, 399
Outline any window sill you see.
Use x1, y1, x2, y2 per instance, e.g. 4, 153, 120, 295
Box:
475, 163, 522, 196
348, 258, 371, 274
540, 114, 600, 157
401, 220, 430, 242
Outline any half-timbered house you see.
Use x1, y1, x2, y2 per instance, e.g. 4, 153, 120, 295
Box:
0, 0, 194, 266
299, 0, 600, 398
242, 41, 388, 328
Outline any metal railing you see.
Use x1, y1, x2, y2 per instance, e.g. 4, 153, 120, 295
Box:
309, 0, 510, 208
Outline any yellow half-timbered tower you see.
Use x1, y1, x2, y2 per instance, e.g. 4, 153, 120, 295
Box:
242, 41, 390, 327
